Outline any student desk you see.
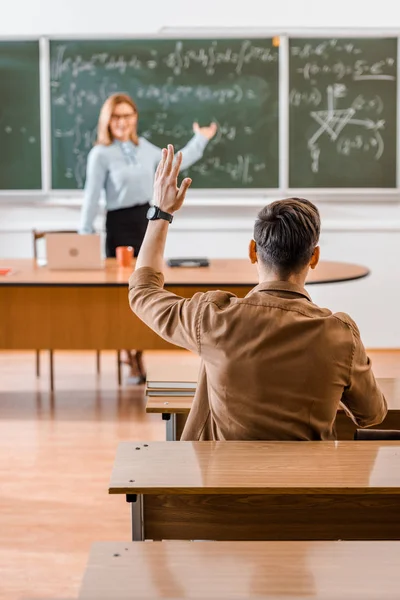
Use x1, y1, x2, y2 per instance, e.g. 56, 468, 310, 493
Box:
147, 395, 192, 440
79, 540, 400, 599
147, 378, 400, 441
0, 259, 368, 351
109, 440, 400, 541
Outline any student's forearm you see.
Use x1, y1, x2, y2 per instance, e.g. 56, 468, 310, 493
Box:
135, 220, 169, 273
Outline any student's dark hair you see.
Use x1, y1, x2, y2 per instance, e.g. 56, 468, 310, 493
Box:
254, 198, 320, 277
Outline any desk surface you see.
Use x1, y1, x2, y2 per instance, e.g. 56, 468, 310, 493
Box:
0, 258, 369, 287
109, 441, 400, 495
147, 395, 194, 413
79, 540, 400, 599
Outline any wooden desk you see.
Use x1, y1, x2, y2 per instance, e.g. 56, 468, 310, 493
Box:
147, 378, 400, 441
79, 540, 400, 599
0, 259, 369, 350
147, 396, 193, 440
109, 441, 400, 541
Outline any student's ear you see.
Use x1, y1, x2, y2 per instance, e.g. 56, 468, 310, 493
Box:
310, 246, 320, 270
249, 239, 258, 264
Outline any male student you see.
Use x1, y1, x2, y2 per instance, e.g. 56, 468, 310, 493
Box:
129, 145, 387, 441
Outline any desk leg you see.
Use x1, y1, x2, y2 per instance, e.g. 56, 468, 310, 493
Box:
126, 494, 144, 541
117, 351, 122, 387
49, 350, 54, 392
162, 413, 177, 441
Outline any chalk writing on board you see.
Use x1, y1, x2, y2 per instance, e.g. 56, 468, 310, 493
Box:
51, 41, 277, 82
51, 39, 278, 188
164, 40, 277, 76
291, 39, 396, 85
187, 154, 266, 185
289, 38, 397, 187
52, 81, 261, 114
305, 85, 385, 172
291, 40, 364, 59
3, 125, 37, 144
296, 59, 396, 82
290, 39, 396, 176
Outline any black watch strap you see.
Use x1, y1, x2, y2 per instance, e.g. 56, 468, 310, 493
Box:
147, 205, 174, 223
157, 207, 173, 223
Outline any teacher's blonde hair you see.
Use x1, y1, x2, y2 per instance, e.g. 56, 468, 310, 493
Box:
96, 93, 139, 146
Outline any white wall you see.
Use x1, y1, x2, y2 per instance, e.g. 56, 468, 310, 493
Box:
1, 0, 400, 348
2, 0, 400, 35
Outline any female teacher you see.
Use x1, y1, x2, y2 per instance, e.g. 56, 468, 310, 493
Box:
80, 92, 217, 383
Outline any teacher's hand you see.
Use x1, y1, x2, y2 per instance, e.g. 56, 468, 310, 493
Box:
193, 121, 218, 140
153, 145, 192, 214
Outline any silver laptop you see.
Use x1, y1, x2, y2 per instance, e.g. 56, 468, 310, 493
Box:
45, 233, 103, 270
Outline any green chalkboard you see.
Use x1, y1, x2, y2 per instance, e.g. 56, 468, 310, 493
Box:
289, 38, 397, 188
50, 38, 279, 189
0, 42, 41, 189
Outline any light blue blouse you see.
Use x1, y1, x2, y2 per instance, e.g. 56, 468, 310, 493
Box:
79, 133, 208, 233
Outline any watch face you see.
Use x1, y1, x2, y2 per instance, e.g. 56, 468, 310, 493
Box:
147, 206, 157, 220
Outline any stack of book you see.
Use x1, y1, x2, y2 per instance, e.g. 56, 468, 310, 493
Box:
146, 380, 197, 397
145, 352, 200, 397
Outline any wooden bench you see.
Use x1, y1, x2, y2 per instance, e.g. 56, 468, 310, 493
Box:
109, 440, 400, 541
146, 377, 400, 440
78, 540, 400, 599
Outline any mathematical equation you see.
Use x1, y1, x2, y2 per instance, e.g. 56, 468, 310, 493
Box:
291, 39, 365, 59
51, 40, 277, 81
337, 133, 384, 159
52, 80, 261, 114
290, 83, 385, 114
295, 57, 395, 82
141, 114, 255, 144
301, 85, 387, 173
187, 154, 266, 185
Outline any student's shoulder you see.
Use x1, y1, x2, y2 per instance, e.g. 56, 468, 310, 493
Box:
200, 290, 237, 310
332, 311, 360, 337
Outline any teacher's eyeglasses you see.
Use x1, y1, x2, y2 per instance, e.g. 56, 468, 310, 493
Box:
111, 113, 136, 121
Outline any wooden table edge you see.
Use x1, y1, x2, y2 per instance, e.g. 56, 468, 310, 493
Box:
108, 486, 400, 495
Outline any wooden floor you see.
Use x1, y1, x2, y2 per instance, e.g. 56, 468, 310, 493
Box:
0, 349, 399, 600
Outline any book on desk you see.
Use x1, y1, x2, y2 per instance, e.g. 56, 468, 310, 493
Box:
146, 380, 196, 396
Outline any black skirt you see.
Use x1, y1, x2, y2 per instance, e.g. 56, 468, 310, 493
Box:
105, 203, 150, 258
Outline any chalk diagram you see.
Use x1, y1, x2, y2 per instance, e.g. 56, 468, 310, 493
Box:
307, 85, 385, 173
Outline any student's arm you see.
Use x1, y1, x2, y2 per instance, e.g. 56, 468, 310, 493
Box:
129, 266, 207, 354
79, 147, 107, 234
129, 145, 205, 352
340, 318, 388, 427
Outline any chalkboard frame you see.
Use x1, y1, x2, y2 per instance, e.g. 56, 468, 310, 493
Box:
1, 30, 400, 201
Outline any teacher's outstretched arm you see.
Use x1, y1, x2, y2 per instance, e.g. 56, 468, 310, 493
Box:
149, 122, 217, 172
179, 122, 217, 170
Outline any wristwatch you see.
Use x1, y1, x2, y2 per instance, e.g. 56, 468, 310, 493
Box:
147, 205, 174, 224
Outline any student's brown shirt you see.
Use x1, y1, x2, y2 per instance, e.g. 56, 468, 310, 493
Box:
129, 267, 387, 441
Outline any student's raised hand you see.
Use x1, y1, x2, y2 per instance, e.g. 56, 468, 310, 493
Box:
153, 145, 192, 214
193, 121, 218, 140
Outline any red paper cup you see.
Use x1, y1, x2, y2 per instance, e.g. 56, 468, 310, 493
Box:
116, 246, 134, 267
